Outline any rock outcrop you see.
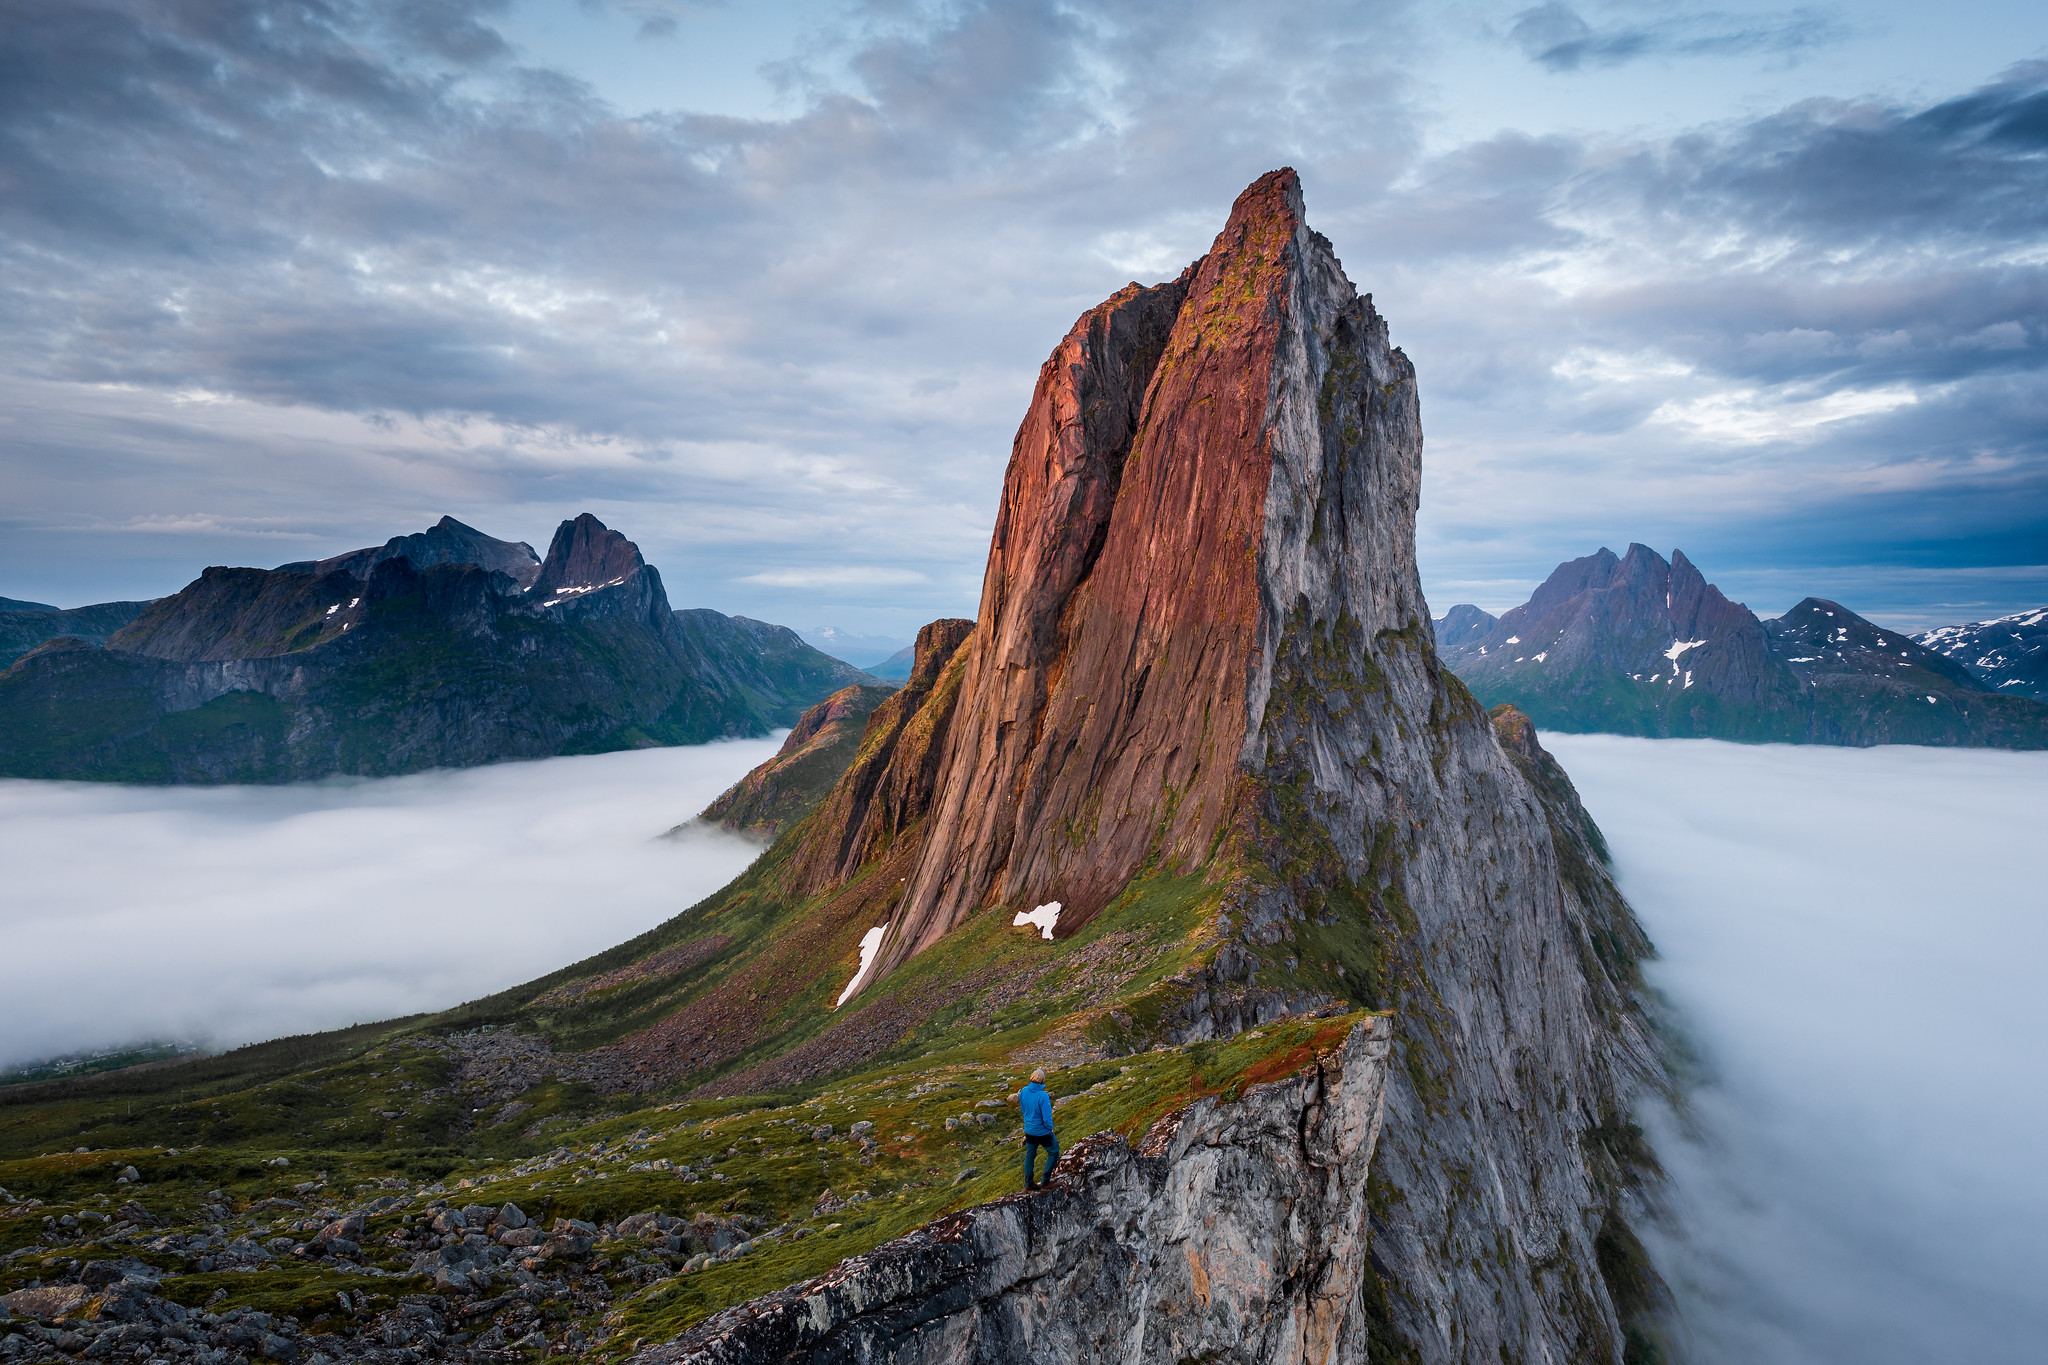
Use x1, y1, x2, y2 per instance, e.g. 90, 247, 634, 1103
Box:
646, 169, 1674, 1363
638, 1017, 1392, 1365
1439, 545, 2048, 747
0, 515, 877, 782
697, 683, 899, 839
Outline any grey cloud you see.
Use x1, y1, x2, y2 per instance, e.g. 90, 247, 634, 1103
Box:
0, 0, 2042, 631
1508, 2, 1847, 72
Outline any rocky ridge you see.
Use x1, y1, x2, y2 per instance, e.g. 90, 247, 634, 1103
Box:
0, 601, 154, 670
1915, 606, 2048, 702
696, 685, 899, 840
636, 1017, 1392, 1365
0, 515, 876, 782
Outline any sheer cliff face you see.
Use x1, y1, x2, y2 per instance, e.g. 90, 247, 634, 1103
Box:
882, 169, 1426, 968
812, 170, 1666, 1362
642, 1018, 1395, 1365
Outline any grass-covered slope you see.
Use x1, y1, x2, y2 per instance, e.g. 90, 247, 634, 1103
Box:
0, 954, 1368, 1363
0, 600, 155, 669
696, 684, 898, 839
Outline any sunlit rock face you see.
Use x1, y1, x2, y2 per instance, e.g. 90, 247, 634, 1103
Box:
759, 169, 1671, 1362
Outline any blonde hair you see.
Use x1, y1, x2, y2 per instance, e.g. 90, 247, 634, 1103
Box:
1030, 1068, 1046, 1083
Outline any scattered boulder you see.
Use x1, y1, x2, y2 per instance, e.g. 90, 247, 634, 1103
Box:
0, 1284, 90, 1321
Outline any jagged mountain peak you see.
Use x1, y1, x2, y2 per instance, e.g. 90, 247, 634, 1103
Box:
1442, 547, 2048, 746
533, 513, 646, 597
855, 162, 1434, 971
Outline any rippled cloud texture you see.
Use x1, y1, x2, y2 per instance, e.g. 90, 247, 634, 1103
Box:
0, 739, 778, 1069
1547, 734, 2048, 1364
1, 1, 2044, 629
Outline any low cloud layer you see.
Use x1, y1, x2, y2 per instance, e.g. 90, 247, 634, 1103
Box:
0, 2, 2041, 629
1547, 734, 2048, 1363
0, 739, 779, 1070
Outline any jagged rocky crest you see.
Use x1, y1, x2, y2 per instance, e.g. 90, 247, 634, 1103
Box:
677, 170, 1671, 1362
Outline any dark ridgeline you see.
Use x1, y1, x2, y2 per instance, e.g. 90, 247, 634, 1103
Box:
1437, 544, 2048, 747
0, 514, 880, 782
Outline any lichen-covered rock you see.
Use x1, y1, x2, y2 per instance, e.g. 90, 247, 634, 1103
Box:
635, 1017, 1391, 1365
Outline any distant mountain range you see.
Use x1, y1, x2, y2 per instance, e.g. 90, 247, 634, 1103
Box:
1, 598, 156, 668
1915, 608, 2048, 702
1436, 544, 2048, 748
0, 515, 882, 782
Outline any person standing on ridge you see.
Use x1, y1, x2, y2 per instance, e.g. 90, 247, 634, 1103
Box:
1019, 1067, 1058, 1189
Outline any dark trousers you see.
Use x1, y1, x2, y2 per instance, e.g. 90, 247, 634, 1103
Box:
1023, 1133, 1059, 1187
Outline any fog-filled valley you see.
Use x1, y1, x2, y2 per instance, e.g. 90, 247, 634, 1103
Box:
0, 738, 779, 1071
1548, 735, 2048, 1364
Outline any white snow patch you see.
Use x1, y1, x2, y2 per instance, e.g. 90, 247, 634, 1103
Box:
324, 604, 339, 616
1926, 696, 1938, 704
1533, 652, 1548, 663
1665, 639, 1706, 663
836, 926, 888, 1007
1014, 902, 1062, 940
1505, 635, 1521, 644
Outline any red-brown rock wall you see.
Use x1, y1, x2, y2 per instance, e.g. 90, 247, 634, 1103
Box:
876, 170, 1314, 968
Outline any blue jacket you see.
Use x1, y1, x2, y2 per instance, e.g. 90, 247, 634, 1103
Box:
1019, 1081, 1054, 1136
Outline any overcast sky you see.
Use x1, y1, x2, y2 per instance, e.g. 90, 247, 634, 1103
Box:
3, 0, 2044, 635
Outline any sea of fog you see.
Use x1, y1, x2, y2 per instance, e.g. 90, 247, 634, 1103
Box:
1546, 734, 2048, 1365
0, 737, 781, 1070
